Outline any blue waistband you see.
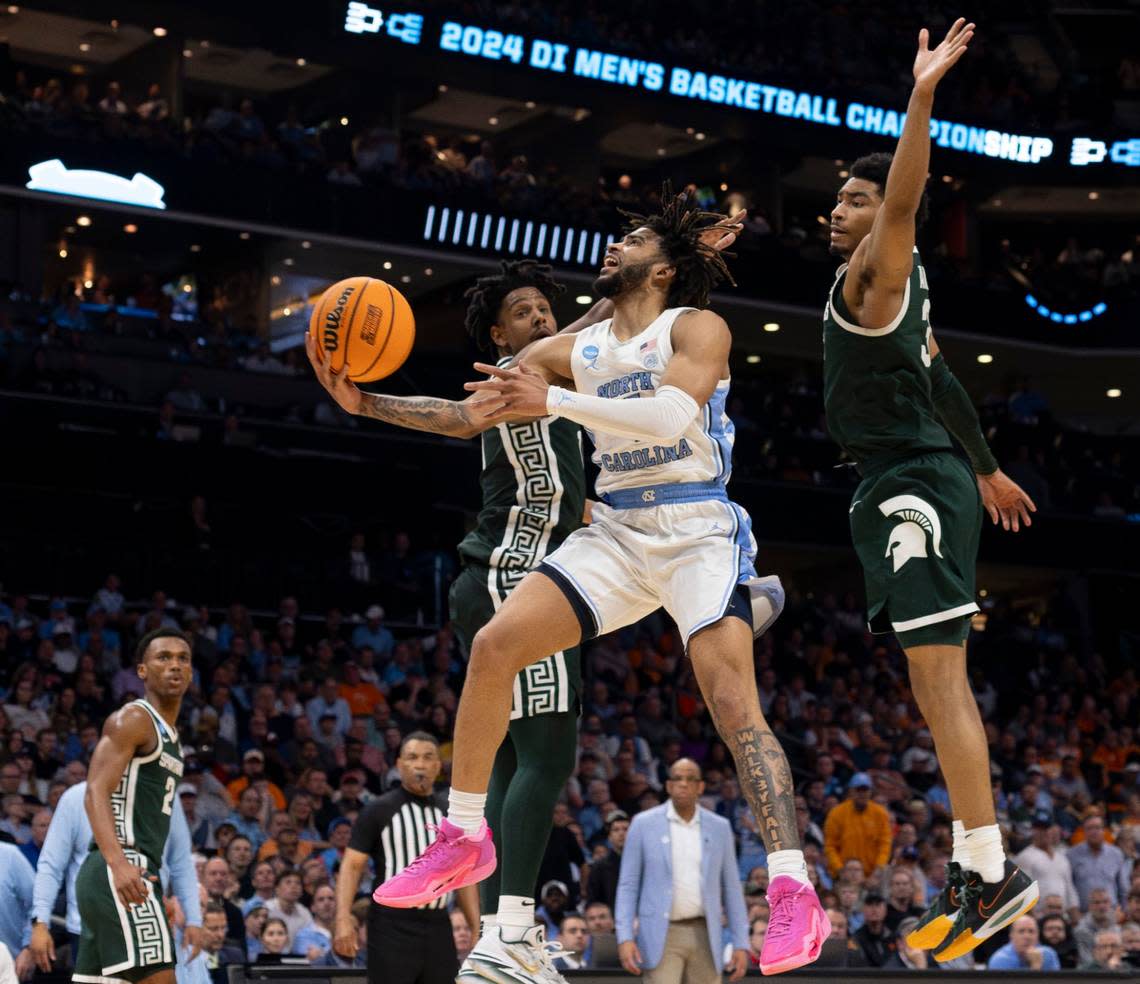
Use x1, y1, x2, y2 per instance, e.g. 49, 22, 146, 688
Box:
599, 480, 728, 509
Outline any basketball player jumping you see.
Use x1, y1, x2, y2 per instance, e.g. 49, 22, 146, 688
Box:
371, 189, 830, 975
822, 18, 1038, 962
308, 229, 738, 984
73, 629, 194, 984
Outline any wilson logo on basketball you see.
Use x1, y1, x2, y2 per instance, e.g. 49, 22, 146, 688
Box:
360, 304, 382, 345
322, 284, 356, 353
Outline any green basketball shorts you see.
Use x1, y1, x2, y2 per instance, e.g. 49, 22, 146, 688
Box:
73, 849, 175, 984
449, 563, 581, 719
847, 451, 982, 649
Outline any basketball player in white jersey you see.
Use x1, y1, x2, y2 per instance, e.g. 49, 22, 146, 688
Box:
374, 188, 829, 974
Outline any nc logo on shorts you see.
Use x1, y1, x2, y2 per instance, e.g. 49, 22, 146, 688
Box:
582, 344, 600, 370
879, 494, 943, 572
641, 489, 656, 502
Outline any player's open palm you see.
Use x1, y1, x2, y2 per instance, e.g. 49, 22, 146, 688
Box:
305, 331, 363, 415
977, 468, 1037, 532
913, 18, 975, 90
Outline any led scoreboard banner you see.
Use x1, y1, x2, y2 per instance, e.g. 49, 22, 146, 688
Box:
343, 3, 1140, 170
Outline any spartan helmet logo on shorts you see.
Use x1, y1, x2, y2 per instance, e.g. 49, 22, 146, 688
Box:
879, 494, 944, 572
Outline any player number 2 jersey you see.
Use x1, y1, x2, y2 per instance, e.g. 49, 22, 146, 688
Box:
822, 248, 953, 469
102, 699, 184, 868
570, 307, 735, 496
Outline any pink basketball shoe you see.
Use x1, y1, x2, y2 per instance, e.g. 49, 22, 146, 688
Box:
758, 875, 830, 975
372, 818, 496, 908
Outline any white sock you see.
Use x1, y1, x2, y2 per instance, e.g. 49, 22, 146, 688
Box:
767, 849, 810, 886
962, 824, 1005, 882
498, 895, 537, 943
480, 914, 497, 936
952, 819, 967, 865
446, 789, 487, 835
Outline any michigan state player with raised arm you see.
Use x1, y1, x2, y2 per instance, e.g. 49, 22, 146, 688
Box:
73, 628, 193, 984
823, 17, 1039, 964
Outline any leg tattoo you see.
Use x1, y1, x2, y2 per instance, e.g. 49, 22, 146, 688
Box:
726, 726, 799, 853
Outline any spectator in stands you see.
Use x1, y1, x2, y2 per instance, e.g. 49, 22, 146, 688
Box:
225, 785, 267, 853
1075, 887, 1120, 965
882, 917, 930, 970
823, 773, 891, 879
202, 856, 246, 953
987, 914, 1060, 970
96, 81, 128, 117
553, 913, 590, 971
851, 892, 892, 968
137, 83, 169, 122
306, 678, 352, 736
1015, 812, 1080, 921
257, 918, 290, 960
243, 861, 277, 913
451, 909, 473, 964
18, 808, 49, 867
201, 901, 245, 984
1122, 922, 1140, 969
586, 809, 628, 912
293, 884, 335, 959
1069, 814, 1130, 909
351, 605, 394, 656
883, 867, 923, 933
265, 870, 311, 948
1040, 913, 1079, 969
228, 749, 285, 810
466, 141, 496, 186
258, 814, 315, 865
1081, 928, 1125, 971
0, 795, 30, 843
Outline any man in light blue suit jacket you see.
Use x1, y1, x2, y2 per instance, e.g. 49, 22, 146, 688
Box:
616, 759, 750, 984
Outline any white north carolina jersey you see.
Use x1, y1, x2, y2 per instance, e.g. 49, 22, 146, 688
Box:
569, 307, 735, 496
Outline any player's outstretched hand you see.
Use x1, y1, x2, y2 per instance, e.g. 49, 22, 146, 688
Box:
977, 469, 1036, 532
305, 331, 363, 415
700, 210, 746, 253
913, 18, 975, 91
465, 361, 550, 419
110, 857, 156, 908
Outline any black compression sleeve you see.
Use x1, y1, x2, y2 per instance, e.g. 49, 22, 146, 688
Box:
929, 354, 999, 476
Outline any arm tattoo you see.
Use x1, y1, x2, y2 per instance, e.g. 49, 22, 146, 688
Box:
358, 393, 475, 437
724, 726, 799, 854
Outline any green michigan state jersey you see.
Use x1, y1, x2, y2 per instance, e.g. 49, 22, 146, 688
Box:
457, 369, 586, 587
823, 248, 953, 470
104, 699, 184, 868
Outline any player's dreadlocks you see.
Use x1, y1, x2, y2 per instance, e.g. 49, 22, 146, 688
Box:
617, 182, 736, 309
849, 152, 930, 229
463, 259, 565, 352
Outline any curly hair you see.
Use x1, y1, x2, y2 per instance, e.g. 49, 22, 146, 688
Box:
463, 259, 565, 353
616, 182, 736, 309
848, 152, 930, 229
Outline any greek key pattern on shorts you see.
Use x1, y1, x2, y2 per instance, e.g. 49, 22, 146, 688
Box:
493, 420, 556, 597
131, 898, 166, 965
522, 657, 559, 716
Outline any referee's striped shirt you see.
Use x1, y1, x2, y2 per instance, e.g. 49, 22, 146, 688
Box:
348, 786, 451, 911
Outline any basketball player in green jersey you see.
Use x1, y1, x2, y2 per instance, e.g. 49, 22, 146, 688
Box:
73, 628, 195, 984
310, 261, 610, 983
823, 18, 1039, 964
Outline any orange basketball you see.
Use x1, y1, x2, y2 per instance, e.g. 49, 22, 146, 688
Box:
308, 276, 415, 384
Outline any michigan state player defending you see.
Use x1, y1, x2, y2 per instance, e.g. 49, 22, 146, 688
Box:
309, 260, 600, 983
373, 188, 830, 975
824, 18, 1039, 964
74, 629, 194, 984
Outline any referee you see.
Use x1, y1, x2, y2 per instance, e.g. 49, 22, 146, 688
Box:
334, 731, 479, 984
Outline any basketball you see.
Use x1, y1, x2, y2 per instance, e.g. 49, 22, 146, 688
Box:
308, 276, 415, 384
